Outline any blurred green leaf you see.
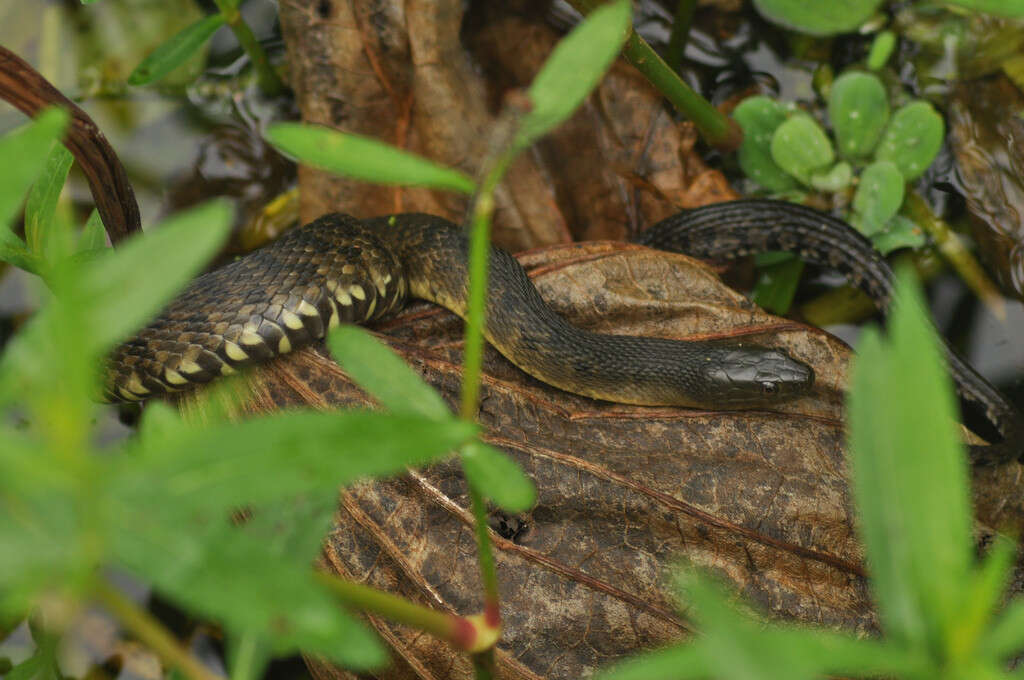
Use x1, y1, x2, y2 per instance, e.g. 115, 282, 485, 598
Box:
109, 508, 386, 671
953, 536, 1017, 662
460, 441, 536, 513
513, 0, 631, 152
752, 256, 804, 315
852, 160, 904, 236
733, 96, 798, 192
327, 325, 450, 419
77, 209, 108, 253
0, 108, 69, 263
118, 411, 476, 514
266, 124, 476, 195
769, 114, 834, 184
867, 30, 897, 70
752, 0, 883, 36
874, 101, 944, 181
24, 142, 74, 265
128, 13, 225, 86
847, 268, 973, 653
829, 71, 889, 158
983, 597, 1024, 660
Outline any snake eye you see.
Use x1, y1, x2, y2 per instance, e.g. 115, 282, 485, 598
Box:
761, 381, 778, 395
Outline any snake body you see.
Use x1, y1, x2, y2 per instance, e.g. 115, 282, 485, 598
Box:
106, 200, 1023, 462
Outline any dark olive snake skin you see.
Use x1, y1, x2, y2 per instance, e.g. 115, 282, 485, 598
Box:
106, 200, 1023, 463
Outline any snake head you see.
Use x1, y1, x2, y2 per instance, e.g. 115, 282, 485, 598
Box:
701, 346, 814, 408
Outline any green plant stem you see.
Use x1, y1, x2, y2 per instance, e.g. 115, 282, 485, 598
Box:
314, 573, 476, 649
94, 580, 222, 680
902, 191, 1006, 319
210, 0, 284, 96
666, 0, 697, 71
566, 0, 741, 150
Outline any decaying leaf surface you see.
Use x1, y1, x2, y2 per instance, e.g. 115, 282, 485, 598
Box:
950, 76, 1024, 301
277, 0, 734, 252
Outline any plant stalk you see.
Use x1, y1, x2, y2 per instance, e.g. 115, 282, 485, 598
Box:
314, 573, 477, 650
211, 0, 284, 96
95, 580, 222, 680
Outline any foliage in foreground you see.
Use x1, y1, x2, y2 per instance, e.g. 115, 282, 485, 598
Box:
599, 269, 1024, 680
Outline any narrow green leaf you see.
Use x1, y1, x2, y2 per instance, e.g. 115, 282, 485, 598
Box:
24, 142, 73, 263
70, 199, 234, 357
983, 598, 1024, 660
769, 114, 834, 184
852, 160, 904, 236
128, 14, 225, 86
266, 123, 475, 194
460, 441, 536, 513
0, 108, 69, 236
596, 643, 709, 680
829, 71, 889, 158
733, 96, 798, 192
847, 268, 973, 651
327, 325, 450, 419
77, 209, 108, 253
513, 0, 631, 152
950, 535, 1016, 662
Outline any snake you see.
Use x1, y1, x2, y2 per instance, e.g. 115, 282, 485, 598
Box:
105, 199, 1023, 463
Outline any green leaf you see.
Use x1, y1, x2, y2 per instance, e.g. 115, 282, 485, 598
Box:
460, 441, 536, 513
952, 535, 1017, 662
327, 325, 450, 419
69, 199, 234, 357
733, 96, 798, 192
24, 142, 74, 265
943, 0, 1024, 17
852, 160, 904, 236
769, 114, 834, 184
513, 0, 631, 152
870, 215, 925, 255
119, 411, 477, 514
808, 161, 852, 192
597, 643, 708, 680
752, 0, 883, 36
77, 209, 108, 253
867, 30, 897, 70
128, 14, 225, 86
983, 597, 1024, 660
874, 101, 944, 181
752, 256, 804, 315
829, 71, 889, 158
847, 268, 973, 652
265, 123, 475, 194
0, 108, 69, 247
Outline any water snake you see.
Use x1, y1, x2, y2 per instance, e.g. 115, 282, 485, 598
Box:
105, 200, 1024, 463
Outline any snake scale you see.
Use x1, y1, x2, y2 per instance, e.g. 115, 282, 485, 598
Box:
105, 199, 1024, 463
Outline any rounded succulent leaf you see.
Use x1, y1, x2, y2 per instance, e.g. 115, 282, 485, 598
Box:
733, 96, 798, 192
770, 114, 835, 184
810, 161, 853, 192
874, 101, 945, 181
829, 71, 889, 158
871, 215, 926, 254
753, 0, 884, 36
852, 160, 905, 235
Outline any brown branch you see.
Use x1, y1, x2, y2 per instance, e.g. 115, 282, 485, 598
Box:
0, 46, 141, 245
